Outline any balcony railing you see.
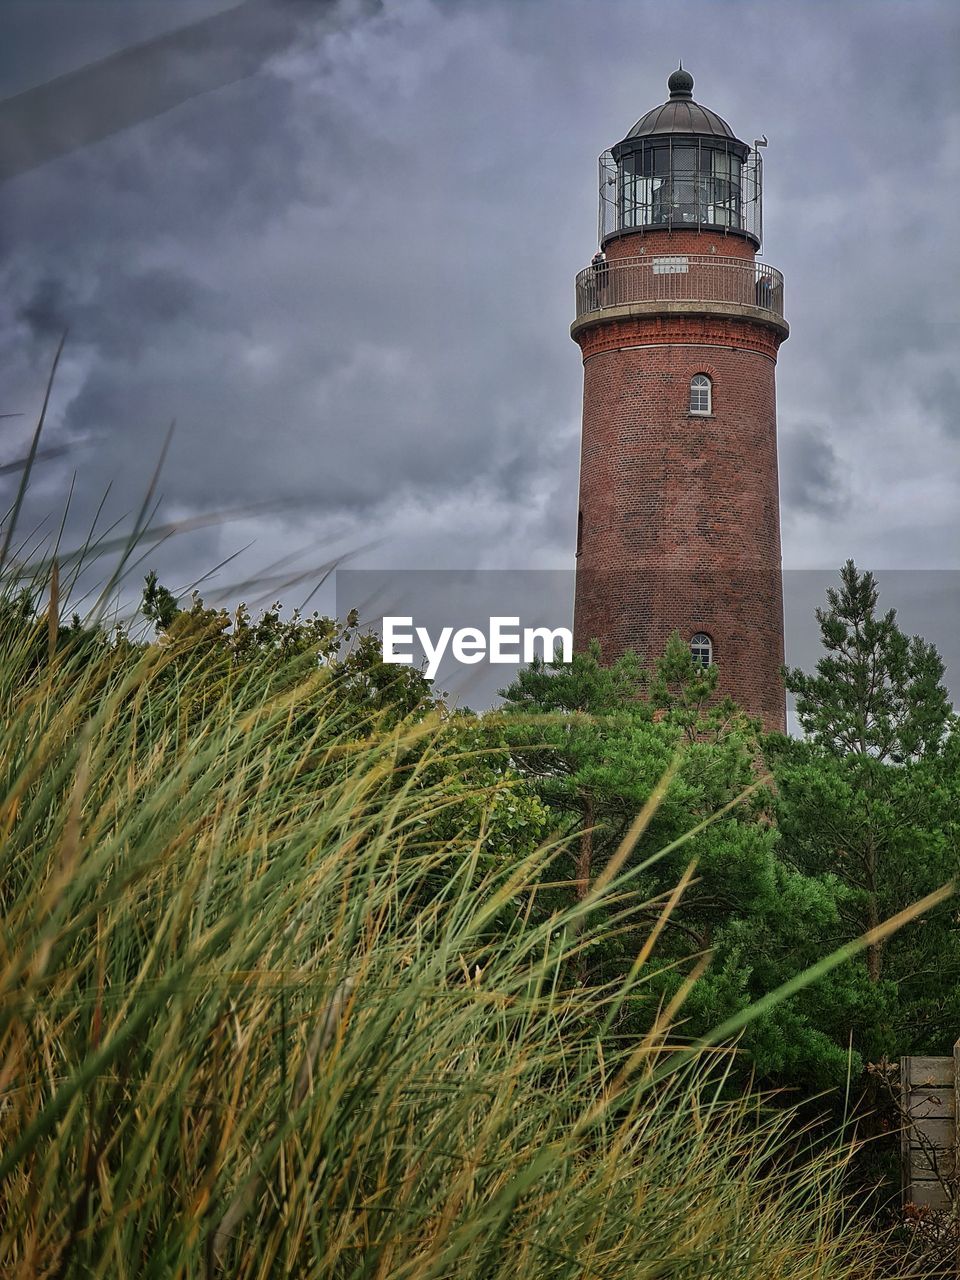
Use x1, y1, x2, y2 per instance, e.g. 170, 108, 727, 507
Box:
574, 254, 784, 322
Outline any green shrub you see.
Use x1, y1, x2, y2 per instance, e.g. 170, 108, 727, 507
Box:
0, 598, 912, 1278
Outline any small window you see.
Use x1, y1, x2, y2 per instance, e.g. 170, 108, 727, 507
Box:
690, 632, 713, 668
689, 374, 712, 415
576, 510, 583, 556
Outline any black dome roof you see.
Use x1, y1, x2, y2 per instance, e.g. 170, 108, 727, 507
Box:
621, 68, 738, 143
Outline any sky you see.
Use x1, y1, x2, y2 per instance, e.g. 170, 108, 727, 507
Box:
0, 0, 957, 699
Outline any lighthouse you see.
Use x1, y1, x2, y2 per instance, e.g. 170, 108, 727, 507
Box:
572, 68, 788, 732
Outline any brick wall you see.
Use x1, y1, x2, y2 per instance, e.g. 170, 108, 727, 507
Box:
572, 291, 787, 732
601, 227, 757, 262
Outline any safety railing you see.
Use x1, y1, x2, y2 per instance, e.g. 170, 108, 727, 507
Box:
575, 254, 784, 321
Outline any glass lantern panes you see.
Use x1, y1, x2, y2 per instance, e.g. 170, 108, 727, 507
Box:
604, 139, 759, 242
709, 152, 742, 227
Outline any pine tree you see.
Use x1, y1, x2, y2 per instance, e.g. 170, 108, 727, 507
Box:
784, 560, 952, 763
497, 641, 850, 1085
776, 562, 957, 999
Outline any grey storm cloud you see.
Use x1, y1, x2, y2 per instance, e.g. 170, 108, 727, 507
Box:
19, 268, 231, 359
920, 367, 960, 440
779, 425, 845, 518
0, 0, 350, 182
0, 0, 957, 663
17, 277, 67, 341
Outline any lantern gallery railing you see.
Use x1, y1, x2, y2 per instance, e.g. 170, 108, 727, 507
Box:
574, 254, 784, 321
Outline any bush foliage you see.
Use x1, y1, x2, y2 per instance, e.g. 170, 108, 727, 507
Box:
0, 568, 923, 1277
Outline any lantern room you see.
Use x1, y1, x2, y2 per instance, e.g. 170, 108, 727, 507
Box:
599, 68, 764, 248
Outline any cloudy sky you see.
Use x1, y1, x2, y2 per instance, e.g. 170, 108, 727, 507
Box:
0, 0, 957, 693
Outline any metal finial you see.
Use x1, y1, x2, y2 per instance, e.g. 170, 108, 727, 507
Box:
667, 65, 694, 99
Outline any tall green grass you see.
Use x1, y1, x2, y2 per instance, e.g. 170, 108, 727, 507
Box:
0, 597, 913, 1278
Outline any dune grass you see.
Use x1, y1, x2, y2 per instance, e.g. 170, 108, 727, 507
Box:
0, 588, 919, 1279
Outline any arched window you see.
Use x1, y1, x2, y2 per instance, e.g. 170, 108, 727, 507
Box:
576, 510, 584, 556
690, 632, 713, 668
689, 374, 712, 415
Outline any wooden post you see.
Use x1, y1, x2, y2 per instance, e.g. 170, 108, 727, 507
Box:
901, 1053, 956, 1211
900, 1054, 911, 1208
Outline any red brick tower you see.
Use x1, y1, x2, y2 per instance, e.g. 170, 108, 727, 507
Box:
572, 68, 788, 731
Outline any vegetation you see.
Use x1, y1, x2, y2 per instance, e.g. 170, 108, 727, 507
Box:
1, 552, 942, 1277
497, 567, 959, 1102
774, 562, 959, 1066
0, 366, 953, 1274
